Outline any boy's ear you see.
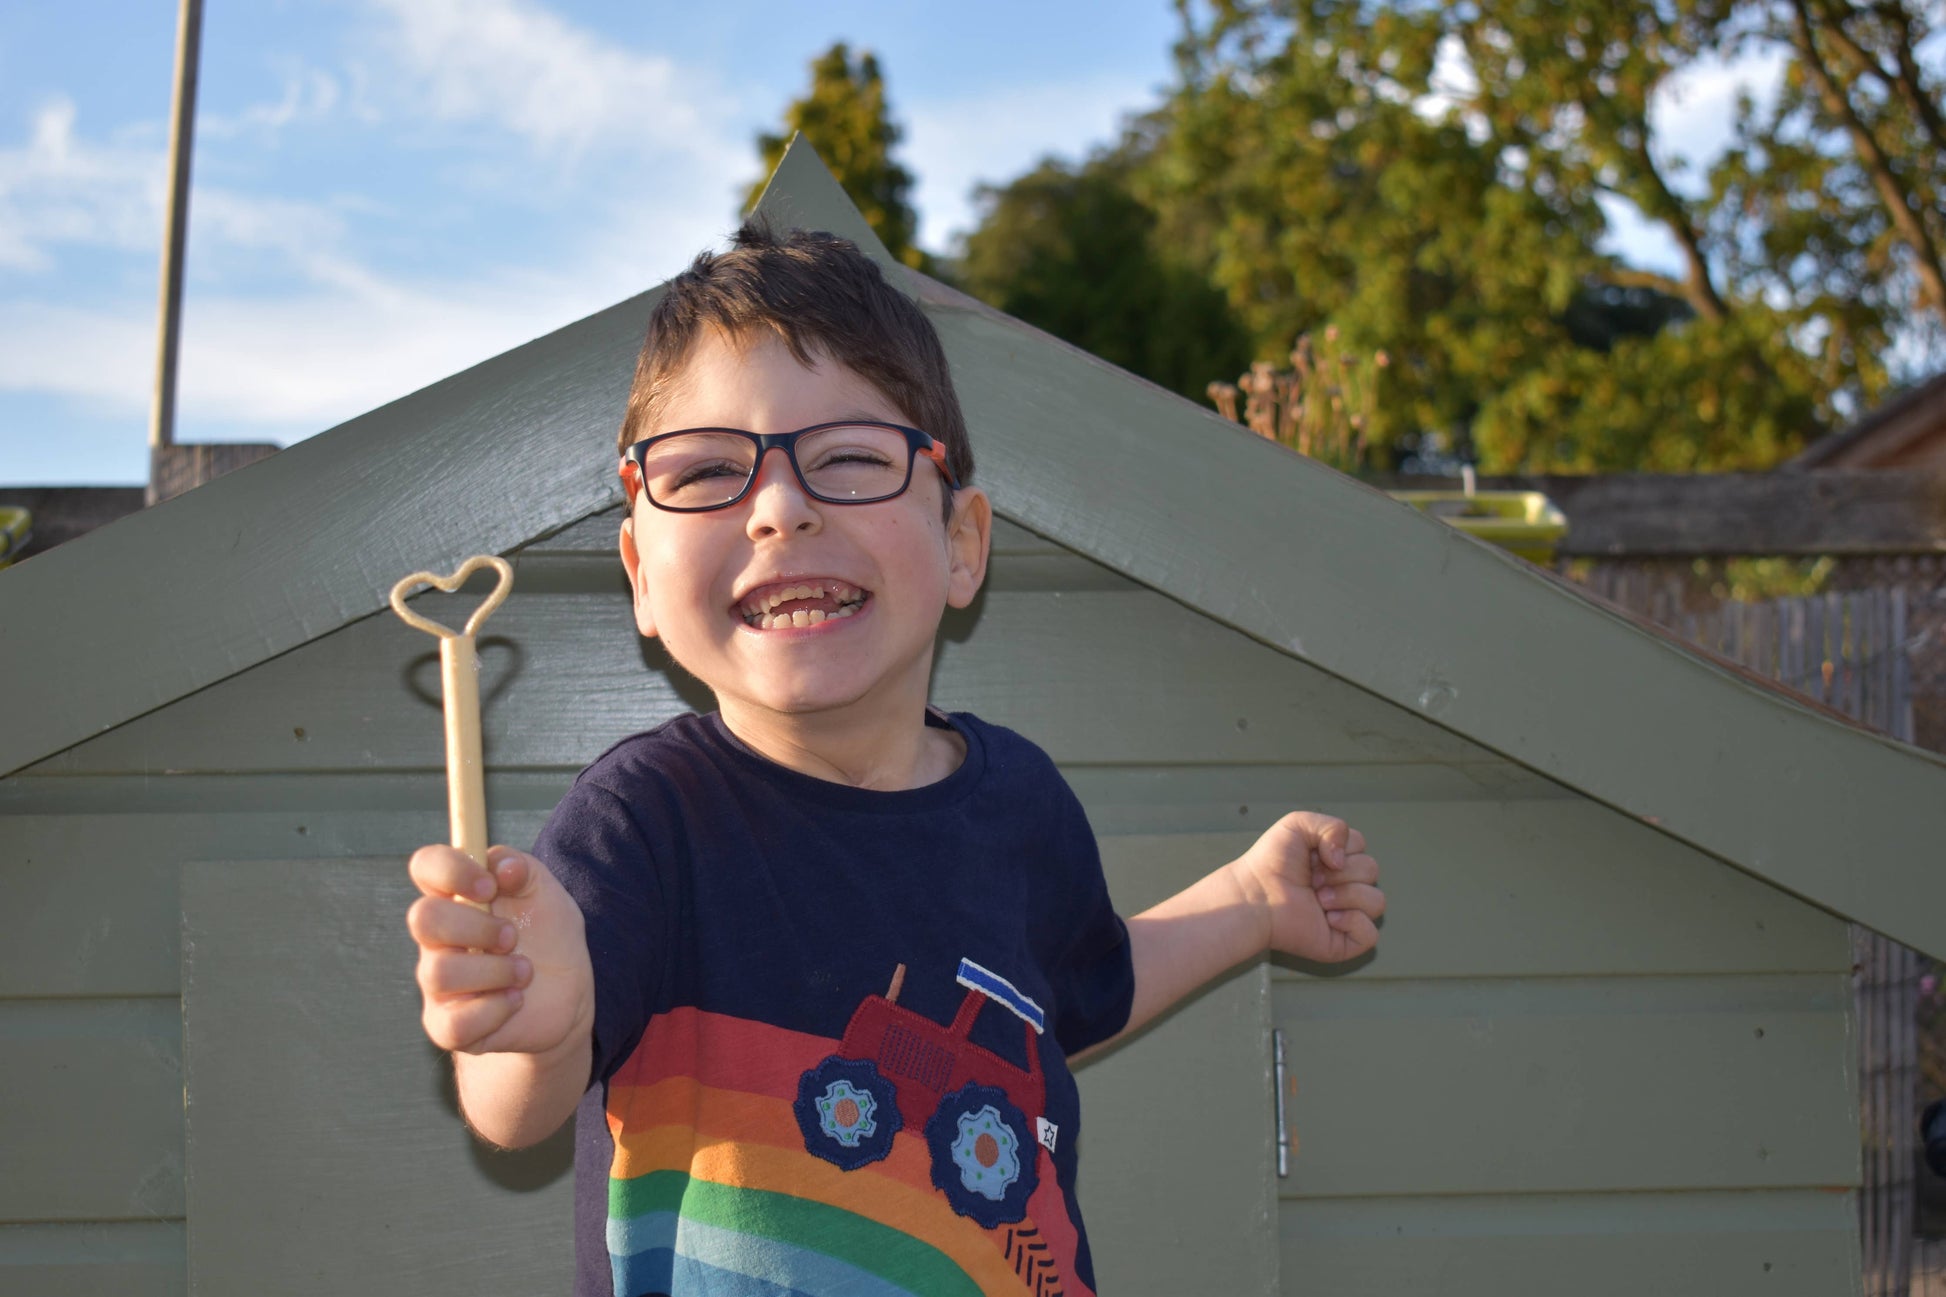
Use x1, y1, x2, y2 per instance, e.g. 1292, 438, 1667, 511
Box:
945, 486, 992, 610
618, 515, 659, 638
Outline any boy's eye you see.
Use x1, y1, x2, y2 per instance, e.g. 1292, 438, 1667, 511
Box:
672, 459, 749, 488
804, 446, 895, 471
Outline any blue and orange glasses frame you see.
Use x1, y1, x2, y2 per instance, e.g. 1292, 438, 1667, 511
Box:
619, 421, 961, 512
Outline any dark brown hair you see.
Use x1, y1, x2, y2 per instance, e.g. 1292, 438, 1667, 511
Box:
616, 221, 974, 496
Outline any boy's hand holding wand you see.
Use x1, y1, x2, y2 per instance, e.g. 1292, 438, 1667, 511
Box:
392, 558, 596, 1146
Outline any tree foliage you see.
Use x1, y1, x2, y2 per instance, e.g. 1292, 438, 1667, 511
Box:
749, 43, 926, 269
957, 148, 1253, 403
958, 0, 1945, 473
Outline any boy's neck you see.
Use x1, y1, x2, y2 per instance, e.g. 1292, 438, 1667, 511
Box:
716, 693, 965, 792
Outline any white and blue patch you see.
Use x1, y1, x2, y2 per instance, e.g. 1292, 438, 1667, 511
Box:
954, 958, 1044, 1034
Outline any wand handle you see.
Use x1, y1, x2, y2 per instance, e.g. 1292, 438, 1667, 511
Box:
389, 556, 515, 896
439, 635, 488, 867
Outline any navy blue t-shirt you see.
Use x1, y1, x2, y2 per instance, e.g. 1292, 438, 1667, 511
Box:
533, 709, 1135, 1297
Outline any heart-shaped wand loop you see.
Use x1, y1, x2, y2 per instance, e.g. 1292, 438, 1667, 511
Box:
389, 556, 515, 877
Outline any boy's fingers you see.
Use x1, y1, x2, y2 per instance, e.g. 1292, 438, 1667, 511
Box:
1321, 881, 1386, 921
407, 895, 517, 953
1335, 852, 1380, 885
408, 843, 495, 903
423, 989, 523, 1054
486, 847, 541, 900
1327, 908, 1380, 952
418, 950, 532, 998
1314, 817, 1351, 868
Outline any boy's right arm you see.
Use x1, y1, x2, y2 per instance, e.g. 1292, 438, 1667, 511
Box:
407, 844, 598, 1150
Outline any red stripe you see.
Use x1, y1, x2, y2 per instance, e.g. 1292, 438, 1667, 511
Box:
609, 1005, 836, 1098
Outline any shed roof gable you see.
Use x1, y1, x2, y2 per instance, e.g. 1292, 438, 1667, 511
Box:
4, 140, 1944, 956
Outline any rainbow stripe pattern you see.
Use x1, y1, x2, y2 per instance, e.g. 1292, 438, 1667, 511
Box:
603, 1006, 1089, 1296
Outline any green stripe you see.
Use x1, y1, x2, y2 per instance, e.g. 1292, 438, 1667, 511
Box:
610, 1171, 985, 1297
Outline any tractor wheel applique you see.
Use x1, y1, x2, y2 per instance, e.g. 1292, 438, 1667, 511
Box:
795, 1056, 901, 1170
925, 1082, 1039, 1227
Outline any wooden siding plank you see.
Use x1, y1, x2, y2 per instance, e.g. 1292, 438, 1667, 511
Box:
183, 858, 1278, 1295
923, 293, 1946, 960
1273, 974, 1857, 1197
183, 859, 577, 1296
1101, 801, 1848, 982
28, 590, 1492, 776
0, 805, 556, 998
1077, 966, 1279, 1296
0, 290, 659, 780
0, 1221, 184, 1296
5, 765, 1554, 1000
1277, 1190, 1859, 1295
0, 998, 183, 1221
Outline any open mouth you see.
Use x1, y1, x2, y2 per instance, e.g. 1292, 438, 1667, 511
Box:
737, 579, 870, 630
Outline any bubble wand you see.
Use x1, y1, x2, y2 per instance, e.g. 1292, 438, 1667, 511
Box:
389, 556, 514, 896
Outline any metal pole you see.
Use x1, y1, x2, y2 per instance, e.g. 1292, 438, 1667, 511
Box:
149, 0, 204, 452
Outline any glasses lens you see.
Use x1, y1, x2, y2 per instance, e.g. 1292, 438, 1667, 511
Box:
796, 424, 912, 502
639, 432, 758, 509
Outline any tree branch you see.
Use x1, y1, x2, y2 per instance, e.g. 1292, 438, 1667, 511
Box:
1814, 0, 1946, 164
1611, 130, 1730, 321
1789, 0, 1946, 318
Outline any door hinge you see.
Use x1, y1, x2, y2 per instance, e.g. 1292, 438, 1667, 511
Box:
1273, 1027, 1289, 1178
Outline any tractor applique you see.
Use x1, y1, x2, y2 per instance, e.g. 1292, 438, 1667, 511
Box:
793, 957, 1058, 1237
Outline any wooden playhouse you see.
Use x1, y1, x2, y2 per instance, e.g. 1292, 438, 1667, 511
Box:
5, 143, 1946, 1296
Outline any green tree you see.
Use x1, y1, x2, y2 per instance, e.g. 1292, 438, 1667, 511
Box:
1124, 0, 1941, 471
956, 147, 1253, 403
749, 43, 926, 269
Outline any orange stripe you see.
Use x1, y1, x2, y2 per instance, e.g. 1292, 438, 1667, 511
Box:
610, 1074, 938, 1199
608, 1075, 1030, 1294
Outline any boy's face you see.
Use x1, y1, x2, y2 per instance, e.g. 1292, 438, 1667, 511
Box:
618, 327, 990, 727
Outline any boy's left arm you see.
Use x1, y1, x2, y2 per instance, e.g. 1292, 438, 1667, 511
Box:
1087, 812, 1384, 1054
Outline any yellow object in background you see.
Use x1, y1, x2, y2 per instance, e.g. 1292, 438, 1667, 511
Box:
0, 507, 31, 569
1388, 490, 1568, 565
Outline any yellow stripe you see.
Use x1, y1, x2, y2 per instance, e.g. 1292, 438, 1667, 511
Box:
609, 1075, 1027, 1293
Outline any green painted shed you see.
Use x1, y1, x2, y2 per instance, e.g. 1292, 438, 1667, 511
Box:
6, 143, 1946, 1296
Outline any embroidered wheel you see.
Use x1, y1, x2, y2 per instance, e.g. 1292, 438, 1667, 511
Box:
794, 1056, 901, 1170
924, 1082, 1039, 1227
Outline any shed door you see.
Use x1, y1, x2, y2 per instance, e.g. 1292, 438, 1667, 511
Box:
182, 860, 574, 1296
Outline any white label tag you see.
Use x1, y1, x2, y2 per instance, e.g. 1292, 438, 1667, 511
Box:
1036, 1117, 1058, 1154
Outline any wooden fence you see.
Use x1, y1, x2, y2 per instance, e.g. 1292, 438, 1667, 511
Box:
1600, 577, 1929, 1295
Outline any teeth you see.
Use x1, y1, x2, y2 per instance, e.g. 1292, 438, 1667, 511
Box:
740, 581, 868, 626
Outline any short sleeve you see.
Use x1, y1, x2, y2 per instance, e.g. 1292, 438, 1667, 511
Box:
531, 780, 670, 1088
1044, 786, 1135, 1056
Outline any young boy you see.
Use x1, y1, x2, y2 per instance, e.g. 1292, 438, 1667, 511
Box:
406, 223, 1385, 1297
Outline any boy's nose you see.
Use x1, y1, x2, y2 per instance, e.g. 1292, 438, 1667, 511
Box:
744, 447, 821, 537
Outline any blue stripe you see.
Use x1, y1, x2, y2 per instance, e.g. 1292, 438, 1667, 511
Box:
955, 958, 1045, 1032
609, 1214, 922, 1297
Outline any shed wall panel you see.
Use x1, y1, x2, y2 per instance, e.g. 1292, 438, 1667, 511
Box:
0, 1221, 185, 1297
1103, 803, 1850, 981
0, 999, 183, 1221
1277, 1190, 1860, 1296
1275, 974, 1857, 1197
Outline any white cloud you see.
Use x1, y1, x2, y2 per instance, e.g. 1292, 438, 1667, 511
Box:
0, 98, 165, 271
362, 0, 735, 161
904, 73, 1160, 249
199, 65, 344, 140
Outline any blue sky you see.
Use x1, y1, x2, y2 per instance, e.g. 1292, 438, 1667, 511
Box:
1, 0, 1772, 484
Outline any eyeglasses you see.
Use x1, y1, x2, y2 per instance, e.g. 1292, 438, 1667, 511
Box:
620, 421, 960, 513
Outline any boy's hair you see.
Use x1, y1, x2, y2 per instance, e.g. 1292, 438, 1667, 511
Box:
617, 221, 975, 496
